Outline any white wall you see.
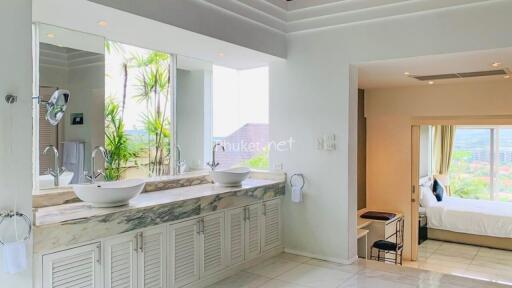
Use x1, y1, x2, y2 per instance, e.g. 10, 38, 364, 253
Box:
270, 0, 512, 263
177, 68, 212, 170
0, 0, 33, 286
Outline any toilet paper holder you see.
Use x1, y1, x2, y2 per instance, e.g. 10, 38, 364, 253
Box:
0, 211, 31, 245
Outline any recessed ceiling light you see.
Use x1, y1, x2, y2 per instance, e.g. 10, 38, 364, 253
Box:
504, 75, 511, 79
98, 20, 108, 27
428, 81, 435, 85
47, 33, 55, 38
492, 62, 501, 68
217, 52, 225, 58
404, 72, 410, 76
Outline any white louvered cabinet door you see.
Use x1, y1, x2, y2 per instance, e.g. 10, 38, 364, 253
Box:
226, 208, 245, 266
261, 199, 282, 252
200, 212, 225, 277
42, 242, 102, 288
244, 204, 261, 260
138, 227, 167, 288
104, 233, 138, 288
169, 219, 200, 288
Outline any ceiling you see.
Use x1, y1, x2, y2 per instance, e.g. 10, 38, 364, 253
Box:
358, 47, 512, 89
35, 0, 282, 70
204, 0, 492, 33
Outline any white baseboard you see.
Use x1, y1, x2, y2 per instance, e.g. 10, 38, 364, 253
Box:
284, 248, 359, 265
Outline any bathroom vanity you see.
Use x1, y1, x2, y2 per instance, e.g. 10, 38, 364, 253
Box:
32, 21, 281, 288
33, 172, 285, 288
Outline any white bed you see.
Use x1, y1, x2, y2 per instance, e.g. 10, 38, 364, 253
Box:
425, 196, 512, 238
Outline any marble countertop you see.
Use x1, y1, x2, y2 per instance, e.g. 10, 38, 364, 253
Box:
35, 178, 282, 227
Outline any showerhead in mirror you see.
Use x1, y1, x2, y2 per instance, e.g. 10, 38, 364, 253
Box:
46, 89, 70, 126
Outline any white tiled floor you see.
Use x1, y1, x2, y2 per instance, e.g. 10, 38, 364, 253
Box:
403, 240, 512, 286
208, 252, 510, 287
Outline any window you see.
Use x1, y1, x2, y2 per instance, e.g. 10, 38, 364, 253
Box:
212, 66, 269, 170
105, 41, 174, 179
449, 126, 512, 202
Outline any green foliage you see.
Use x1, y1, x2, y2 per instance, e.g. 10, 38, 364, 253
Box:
104, 99, 138, 181
449, 149, 490, 200
244, 148, 269, 170
131, 51, 172, 176
106, 43, 172, 178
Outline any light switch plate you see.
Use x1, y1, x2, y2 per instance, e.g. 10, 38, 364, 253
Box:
317, 137, 325, 150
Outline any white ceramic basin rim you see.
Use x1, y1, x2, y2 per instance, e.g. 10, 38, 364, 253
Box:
39, 171, 74, 189
73, 178, 145, 207
211, 167, 250, 187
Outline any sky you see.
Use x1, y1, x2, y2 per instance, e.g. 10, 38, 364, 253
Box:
105, 42, 172, 130
212, 65, 269, 137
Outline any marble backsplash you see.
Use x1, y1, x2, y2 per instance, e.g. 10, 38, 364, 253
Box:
34, 178, 285, 253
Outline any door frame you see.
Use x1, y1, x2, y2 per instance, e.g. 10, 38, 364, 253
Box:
410, 115, 512, 261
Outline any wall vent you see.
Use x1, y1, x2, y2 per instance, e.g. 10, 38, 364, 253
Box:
411, 69, 507, 81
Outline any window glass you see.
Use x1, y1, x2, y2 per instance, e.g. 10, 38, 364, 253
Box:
212, 66, 269, 170
498, 128, 512, 201
449, 128, 491, 200
105, 41, 174, 179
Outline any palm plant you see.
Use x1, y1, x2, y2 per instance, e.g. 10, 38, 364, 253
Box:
131, 51, 172, 176
104, 99, 137, 181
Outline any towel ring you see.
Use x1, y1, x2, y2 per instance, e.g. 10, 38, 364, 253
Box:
0, 211, 32, 245
290, 173, 305, 190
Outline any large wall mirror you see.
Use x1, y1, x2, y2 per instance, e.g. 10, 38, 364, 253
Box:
36, 24, 106, 191
34, 23, 216, 193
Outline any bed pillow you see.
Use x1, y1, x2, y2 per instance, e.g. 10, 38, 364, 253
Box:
420, 186, 438, 207
432, 178, 445, 202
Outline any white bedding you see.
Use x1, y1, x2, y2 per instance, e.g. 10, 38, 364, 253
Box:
426, 196, 512, 238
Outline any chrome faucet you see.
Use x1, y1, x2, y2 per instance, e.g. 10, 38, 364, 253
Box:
86, 146, 107, 183
43, 145, 65, 187
175, 145, 185, 174
206, 143, 225, 170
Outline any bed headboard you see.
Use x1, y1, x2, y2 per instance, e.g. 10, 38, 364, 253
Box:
419, 176, 433, 187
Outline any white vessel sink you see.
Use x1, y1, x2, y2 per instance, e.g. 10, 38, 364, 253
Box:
211, 167, 250, 187
73, 179, 145, 207
39, 171, 74, 189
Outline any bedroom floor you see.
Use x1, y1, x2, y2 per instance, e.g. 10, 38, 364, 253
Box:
207, 252, 508, 287
403, 240, 512, 286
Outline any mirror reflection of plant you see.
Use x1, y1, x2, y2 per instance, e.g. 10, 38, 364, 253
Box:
132, 51, 172, 176
105, 99, 139, 181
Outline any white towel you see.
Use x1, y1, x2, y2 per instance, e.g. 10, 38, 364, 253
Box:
63, 141, 78, 164
2, 240, 27, 274
291, 186, 303, 203
63, 141, 85, 184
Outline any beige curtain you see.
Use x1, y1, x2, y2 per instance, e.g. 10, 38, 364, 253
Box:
433, 125, 456, 194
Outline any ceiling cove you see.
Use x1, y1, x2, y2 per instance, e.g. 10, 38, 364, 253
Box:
204, 0, 493, 33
